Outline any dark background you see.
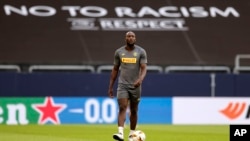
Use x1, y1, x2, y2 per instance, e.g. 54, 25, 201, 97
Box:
1, 0, 250, 68
1, 0, 250, 97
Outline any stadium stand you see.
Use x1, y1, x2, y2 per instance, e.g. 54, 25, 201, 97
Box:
233, 54, 250, 74
4, 54, 245, 74
96, 65, 114, 73
0, 65, 21, 72
165, 66, 231, 73
2, 53, 250, 74
28, 65, 95, 73
1, 1, 250, 70
96, 65, 163, 74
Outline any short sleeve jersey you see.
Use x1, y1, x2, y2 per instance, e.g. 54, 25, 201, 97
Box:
114, 45, 147, 84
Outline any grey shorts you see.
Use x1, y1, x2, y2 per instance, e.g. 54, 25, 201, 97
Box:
117, 83, 141, 102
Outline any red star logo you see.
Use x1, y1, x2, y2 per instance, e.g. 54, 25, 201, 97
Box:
32, 96, 66, 124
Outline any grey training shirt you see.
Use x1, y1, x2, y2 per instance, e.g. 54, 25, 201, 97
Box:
114, 45, 147, 84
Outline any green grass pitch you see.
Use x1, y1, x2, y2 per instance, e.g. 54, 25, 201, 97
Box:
0, 124, 229, 141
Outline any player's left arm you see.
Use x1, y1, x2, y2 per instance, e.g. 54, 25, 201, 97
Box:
134, 63, 147, 87
134, 48, 147, 87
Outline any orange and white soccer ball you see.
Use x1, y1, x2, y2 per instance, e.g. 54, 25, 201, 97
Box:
130, 130, 146, 141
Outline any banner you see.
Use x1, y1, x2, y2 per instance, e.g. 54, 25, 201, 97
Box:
1, 96, 250, 125
173, 97, 250, 124
0, 97, 172, 125
1, 0, 250, 66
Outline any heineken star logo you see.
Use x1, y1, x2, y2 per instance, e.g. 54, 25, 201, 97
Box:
32, 97, 67, 124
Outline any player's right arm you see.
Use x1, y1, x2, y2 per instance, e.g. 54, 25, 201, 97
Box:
108, 64, 119, 98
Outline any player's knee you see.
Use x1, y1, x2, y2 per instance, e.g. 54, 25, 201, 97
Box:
119, 105, 127, 111
130, 109, 138, 115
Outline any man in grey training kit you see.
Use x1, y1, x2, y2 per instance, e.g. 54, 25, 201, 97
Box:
108, 31, 147, 141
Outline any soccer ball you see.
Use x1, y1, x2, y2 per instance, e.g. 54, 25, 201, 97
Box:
130, 130, 146, 141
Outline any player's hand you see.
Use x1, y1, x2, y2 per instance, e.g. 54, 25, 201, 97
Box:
134, 79, 142, 87
108, 89, 114, 98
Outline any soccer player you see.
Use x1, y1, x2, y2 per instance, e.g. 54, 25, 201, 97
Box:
108, 31, 147, 141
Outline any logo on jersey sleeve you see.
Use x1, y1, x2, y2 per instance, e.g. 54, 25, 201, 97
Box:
133, 52, 138, 56
121, 58, 137, 63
